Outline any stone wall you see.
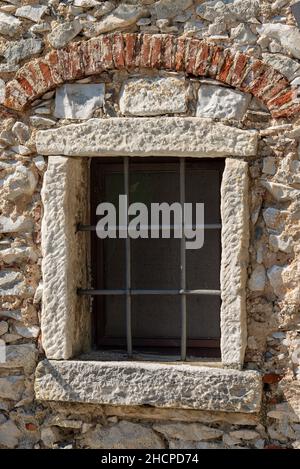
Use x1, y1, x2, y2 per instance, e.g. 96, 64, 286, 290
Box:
0, 0, 300, 449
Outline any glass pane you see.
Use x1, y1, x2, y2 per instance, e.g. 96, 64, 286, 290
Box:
104, 297, 126, 338
187, 296, 221, 339
130, 167, 181, 289
186, 230, 221, 290
104, 238, 125, 289
186, 168, 221, 224
132, 296, 180, 339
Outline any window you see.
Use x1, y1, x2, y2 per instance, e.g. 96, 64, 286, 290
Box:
79, 157, 224, 360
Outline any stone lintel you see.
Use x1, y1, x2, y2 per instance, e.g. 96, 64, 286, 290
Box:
36, 118, 258, 158
35, 360, 262, 413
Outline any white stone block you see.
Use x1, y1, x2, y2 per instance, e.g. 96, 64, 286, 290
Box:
54, 84, 105, 119
197, 85, 251, 120
119, 77, 187, 116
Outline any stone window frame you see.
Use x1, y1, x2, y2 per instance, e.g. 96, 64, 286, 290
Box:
34, 116, 262, 413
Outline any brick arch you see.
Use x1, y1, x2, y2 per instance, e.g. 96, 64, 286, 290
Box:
3, 33, 300, 119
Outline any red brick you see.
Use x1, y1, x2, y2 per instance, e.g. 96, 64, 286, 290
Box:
217, 50, 235, 84
175, 36, 186, 72
185, 38, 200, 75
100, 35, 114, 69
260, 77, 290, 103
161, 35, 175, 70
230, 53, 248, 87
268, 89, 294, 109
25, 423, 38, 432
240, 59, 266, 92
140, 34, 152, 68
39, 61, 54, 87
272, 103, 300, 119
124, 33, 137, 68
194, 42, 212, 76
263, 373, 283, 384
207, 45, 224, 78
112, 33, 125, 69
150, 35, 163, 69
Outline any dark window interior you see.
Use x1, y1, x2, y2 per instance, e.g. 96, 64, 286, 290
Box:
90, 157, 224, 359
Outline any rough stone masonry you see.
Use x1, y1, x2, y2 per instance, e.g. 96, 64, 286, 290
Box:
0, 0, 300, 450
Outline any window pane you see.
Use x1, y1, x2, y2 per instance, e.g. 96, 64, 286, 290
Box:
186, 230, 221, 290
132, 296, 181, 339
186, 168, 221, 224
103, 297, 126, 338
187, 296, 221, 339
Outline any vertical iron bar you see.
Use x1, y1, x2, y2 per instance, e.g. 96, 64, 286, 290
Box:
180, 158, 187, 360
124, 157, 132, 357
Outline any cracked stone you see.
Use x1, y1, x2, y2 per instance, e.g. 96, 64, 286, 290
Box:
257, 24, 300, 60
83, 4, 147, 37
0, 12, 21, 37
15, 5, 47, 22
48, 20, 82, 49
3, 38, 43, 63
54, 83, 105, 119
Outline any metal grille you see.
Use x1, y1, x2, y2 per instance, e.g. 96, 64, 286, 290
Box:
78, 157, 222, 360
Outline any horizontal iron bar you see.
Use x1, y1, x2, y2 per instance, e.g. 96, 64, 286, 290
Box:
78, 289, 221, 296
77, 224, 222, 232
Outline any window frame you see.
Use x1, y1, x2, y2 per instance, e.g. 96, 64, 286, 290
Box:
86, 157, 224, 359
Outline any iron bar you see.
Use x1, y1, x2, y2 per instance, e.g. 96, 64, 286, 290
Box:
77, 224, 222, 232
78, 289, 221, 296
180, 158, 187, 361
124, 157, 132, 357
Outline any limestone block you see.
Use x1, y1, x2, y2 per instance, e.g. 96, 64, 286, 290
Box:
152, 0, 193, 19
83, 421, 165, 449
84, 4, 147, 37
248, 265, 266, 292
153, 423, 223, 441
258, 24, 300, 60
119, 77, 187, 116
48, 20, 82, 49
54, 84, 105, 119
15, 5, 48, 22
36, 118, 258, 158
0, 270, 28, 297
3, 38, 43, 64
220, 159, 249, 367
0, 216, 33, 233
41, 156, 90, 359
2, 164, 37, 201
0, 344, 37, 373
0, 12, 21, 37
35, 360, 262, 412
261, 181, 300, 202
0, 376, 25, 401
262, 53, 300, 81
197, 85, 251, 120
0, 420, 21, 448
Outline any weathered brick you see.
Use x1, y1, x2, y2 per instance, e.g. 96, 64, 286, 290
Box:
230, 53, 249, 87
216, 50, 234, 84
150, 35, 163, 69
124, 33, 137, 68
267, 90, 295, 109
207, 45, 224, 78
194, 42, 212, 76
272, 103, 300, 119
161, 35, 175, 70
140, 34, 152, 68
2, 33, 300, 118
175, 36, 186, 72
240, 59, 266, 93
185, 38, 199, 75
112, 33, 125, 69
260, 77, 290, 104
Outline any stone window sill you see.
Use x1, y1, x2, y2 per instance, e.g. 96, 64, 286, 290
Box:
35, 357, 262, 414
